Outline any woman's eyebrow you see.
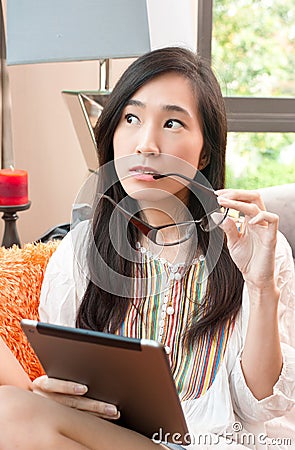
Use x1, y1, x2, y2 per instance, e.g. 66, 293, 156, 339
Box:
162, 104, 190, 116
125, 99, 190, 117
125, 99, 145, 108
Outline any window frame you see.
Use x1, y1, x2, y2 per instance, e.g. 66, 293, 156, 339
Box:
197, 0, 295, 133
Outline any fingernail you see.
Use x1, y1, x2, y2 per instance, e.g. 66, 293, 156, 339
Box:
104, 405, 118, 416
74, 385, 88, 394
32, 375, 47, 386
217, 196, 225, 204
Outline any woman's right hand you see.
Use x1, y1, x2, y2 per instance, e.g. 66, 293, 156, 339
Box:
32, 375, 120, 420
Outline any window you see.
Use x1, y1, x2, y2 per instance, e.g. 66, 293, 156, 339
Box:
197, 0, 295, 188
212, 0, 295, 99
226, 132, 295, 189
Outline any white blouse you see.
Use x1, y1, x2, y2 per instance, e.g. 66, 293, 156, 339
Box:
39, 221, 295, 450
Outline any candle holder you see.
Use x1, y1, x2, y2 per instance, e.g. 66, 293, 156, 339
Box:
0, 202, 31, 248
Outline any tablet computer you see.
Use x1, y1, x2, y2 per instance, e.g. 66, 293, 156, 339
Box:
21, 319, 189, 443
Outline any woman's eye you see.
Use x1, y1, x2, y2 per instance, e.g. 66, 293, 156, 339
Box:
125, 114, 140, 125
165, 119, 183, 129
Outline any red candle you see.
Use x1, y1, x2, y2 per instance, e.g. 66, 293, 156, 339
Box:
0, 168, 29, 206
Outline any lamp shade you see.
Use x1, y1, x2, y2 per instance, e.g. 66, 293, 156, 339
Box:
6, 0, 151, 65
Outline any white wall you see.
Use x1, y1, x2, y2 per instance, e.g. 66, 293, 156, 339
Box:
147, 0, 197, 51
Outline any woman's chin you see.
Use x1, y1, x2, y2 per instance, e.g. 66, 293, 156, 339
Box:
125, 189, 173, 202
121, 180, 189, 203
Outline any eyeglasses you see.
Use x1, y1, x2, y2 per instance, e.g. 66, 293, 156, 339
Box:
100, 173, 229, 246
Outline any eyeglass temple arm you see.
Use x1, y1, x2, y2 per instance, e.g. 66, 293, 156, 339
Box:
153, 172, 220, 212
153, 173, 215, 196
99, 195, 153, 236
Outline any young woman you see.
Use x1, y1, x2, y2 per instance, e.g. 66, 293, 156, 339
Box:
0, 47, 294, 450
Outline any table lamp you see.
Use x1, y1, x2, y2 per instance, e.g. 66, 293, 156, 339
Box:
6, 0, 151, 171
6, 0, 197, 172
4, 0, 196, 246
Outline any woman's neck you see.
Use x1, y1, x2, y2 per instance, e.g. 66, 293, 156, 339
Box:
138, 191, 190, 228
136, 190, 197, 265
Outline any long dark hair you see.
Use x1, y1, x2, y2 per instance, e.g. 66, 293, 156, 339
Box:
76, 47, 244, 346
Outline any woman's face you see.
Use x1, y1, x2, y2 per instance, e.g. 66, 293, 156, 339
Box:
113, 72, 204, 202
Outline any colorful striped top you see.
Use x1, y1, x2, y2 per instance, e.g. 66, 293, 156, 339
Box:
39, 222, 295, 444
117, 246, 233, 401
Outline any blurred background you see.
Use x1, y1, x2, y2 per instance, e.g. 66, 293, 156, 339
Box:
1, 0, 294, 244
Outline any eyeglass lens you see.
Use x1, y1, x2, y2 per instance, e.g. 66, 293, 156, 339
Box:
200, 206, 228, 232
149, 207, 228, 246
151, 222, 196, 246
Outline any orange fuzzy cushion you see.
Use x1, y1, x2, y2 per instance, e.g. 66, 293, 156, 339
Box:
0, 241, 59, 380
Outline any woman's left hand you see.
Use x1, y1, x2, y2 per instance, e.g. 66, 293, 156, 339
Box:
215, 189, 279, 290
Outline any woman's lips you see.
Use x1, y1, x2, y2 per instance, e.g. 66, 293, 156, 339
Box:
129, 166, 159, 181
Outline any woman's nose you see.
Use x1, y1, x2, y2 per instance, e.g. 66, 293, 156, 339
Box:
136, 147, 159, 156
135, 128, 160, 156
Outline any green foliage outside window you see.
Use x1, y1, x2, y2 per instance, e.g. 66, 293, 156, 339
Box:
225, 132, 295, 189
212, 0, 295, 189
226, 154, 295, 189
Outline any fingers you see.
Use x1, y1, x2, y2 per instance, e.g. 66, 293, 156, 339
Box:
215, 189, 265, 211
217, 196, 261, 218
32, 376, 120, 420
215, 189, 278, 235
219, 210, 278, 250
34, 389, 120, 419
33, 375, 87, 395
218, 217, 240, 248
248, 211, 279, 237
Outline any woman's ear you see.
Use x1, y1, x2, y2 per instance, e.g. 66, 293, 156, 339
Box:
198, 151, 210, 170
